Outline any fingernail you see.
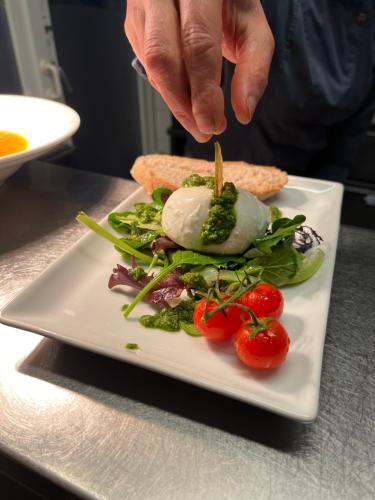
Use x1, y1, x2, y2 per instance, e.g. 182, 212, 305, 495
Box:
214, 117, 227, 135
189, 125, 212, 143
247, 96, 258, 123
193, 132, 213, 143
195, 114, 216, 135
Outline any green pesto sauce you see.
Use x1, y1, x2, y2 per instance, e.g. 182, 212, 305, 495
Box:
201, 181, 238, 245
182, 174, 215, 189
134, 202, 161, 224
181, 272, 209, 290
130, 266, 146, 281
125, 343, 139, 350
140, 300, 195, 332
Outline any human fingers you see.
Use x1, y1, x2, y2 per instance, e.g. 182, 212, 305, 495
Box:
180, 0, 226, 135
125, 0, 211, 142
223, 0, 274, 124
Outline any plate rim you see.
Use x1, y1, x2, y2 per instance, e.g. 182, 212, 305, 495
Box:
0, 94, 80, 167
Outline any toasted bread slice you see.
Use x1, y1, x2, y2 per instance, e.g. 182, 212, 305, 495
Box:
131, 155, 288, 200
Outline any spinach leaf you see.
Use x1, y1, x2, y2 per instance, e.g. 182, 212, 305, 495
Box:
171, 250, 244, 267
246, 243, 298, 287
272, 214, 305, 232
253, 215, 306, 254
287, 248, 324, 285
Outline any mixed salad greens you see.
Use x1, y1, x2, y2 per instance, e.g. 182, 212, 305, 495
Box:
76, 179, 324, 335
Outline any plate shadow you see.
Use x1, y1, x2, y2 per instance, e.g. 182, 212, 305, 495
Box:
18, 338, 310, 452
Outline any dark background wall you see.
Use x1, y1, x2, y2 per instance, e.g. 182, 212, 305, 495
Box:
0, 0, 22, 93
49, 0, 142, 178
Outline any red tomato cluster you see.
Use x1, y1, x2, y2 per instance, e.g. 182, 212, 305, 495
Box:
193, 283, 290, 371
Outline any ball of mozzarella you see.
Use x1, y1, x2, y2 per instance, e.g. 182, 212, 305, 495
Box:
161, 186, 270, 254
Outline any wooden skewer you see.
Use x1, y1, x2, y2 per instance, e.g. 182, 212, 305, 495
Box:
214, 142, 223, 198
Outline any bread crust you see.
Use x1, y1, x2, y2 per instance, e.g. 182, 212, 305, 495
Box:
131, 155, 288, 199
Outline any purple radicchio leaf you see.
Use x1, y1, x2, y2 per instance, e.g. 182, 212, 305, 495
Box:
108, 264, 151, 291
151, 236, 183, 254
108, 264, 184, 307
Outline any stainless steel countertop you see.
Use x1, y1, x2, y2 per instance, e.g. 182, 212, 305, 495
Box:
0, 162, 374, 500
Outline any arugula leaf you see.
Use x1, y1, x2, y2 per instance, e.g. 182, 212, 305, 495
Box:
136, 222, 163, 232
108, 211, 135, 231
253, 215, 306, 254
246, 243, 298, 287
108, 204, 163, 246
119, 232, 158, 249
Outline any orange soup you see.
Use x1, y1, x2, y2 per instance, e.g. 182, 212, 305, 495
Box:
0, 130, 28, 157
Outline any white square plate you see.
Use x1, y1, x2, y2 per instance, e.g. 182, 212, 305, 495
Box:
1, 176, 343, 422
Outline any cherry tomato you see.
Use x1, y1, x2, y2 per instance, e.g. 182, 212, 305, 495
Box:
193, 297, 243, 341
240, 284, 284, 319
235, 319, 290, 370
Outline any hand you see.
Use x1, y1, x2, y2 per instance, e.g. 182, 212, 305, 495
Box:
125, 0, 274, 142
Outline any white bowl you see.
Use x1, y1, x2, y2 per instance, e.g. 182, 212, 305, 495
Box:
0, 94, 80, 184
